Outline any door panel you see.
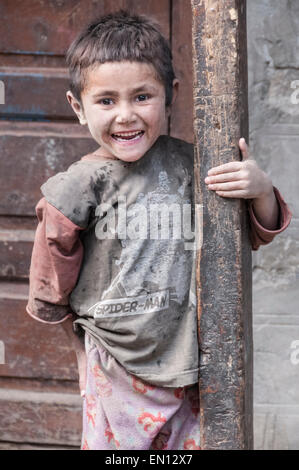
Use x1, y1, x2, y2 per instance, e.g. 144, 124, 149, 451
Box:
0, 0, 193, 448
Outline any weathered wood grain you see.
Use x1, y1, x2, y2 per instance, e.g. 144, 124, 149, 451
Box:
0, 0, 170, 55
171, 0, 193, 143
0, 68, 73, 120
0, 282, 79, 381
0, 388, 82, 446
191, 0, 253, 449
0, 122, 97, 216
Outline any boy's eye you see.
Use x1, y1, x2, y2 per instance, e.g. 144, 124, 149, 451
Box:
136, 94, 149, 102
99, 98, 113, 105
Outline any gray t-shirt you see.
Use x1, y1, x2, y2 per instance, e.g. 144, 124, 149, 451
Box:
41, 135, 199, 387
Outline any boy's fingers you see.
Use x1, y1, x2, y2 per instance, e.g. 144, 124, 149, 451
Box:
208, 161, 241, 175
208, 139, 251, 175
205, 171, 241, 184
239, 137, 250, 160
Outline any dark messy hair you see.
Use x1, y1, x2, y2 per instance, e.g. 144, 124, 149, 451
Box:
66, 10, 176, 107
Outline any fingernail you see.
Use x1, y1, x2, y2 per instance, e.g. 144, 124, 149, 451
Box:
80, 390, 86, 398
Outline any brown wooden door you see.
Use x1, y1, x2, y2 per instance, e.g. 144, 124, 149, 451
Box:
0, 0, 193, 448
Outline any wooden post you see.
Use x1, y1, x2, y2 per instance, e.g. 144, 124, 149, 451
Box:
191, 0, 253, 449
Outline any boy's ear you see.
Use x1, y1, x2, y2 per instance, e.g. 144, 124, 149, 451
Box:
66, 91, 87, 125
166, 79, 179, 116
171, 78, 179, 106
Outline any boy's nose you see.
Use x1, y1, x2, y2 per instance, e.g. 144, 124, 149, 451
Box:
115, 103, 136, 124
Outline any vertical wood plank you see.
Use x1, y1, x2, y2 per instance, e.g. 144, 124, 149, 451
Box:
191, 0, 253, 449
171, 0, 193, 142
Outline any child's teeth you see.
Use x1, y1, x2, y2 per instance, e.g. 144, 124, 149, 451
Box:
113, 131, 143, 141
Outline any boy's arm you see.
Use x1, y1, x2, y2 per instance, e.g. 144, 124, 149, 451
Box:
26, 198, 87, 395
26, 197, 84, 324
204, 138, 292, 251
247, 186, 292, 251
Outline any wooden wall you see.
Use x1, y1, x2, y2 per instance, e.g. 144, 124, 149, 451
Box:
0, 0, 193, 448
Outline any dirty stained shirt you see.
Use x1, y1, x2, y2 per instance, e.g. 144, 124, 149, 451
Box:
26, 135, 293, 387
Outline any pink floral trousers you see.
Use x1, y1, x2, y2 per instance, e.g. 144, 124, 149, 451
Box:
81, 333, 201, 450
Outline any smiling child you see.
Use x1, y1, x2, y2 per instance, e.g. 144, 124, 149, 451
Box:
26, 10, 292, 450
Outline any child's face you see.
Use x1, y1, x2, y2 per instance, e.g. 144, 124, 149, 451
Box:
67, 61, 178, 162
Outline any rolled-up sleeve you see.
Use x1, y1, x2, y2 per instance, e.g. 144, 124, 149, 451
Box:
26, 197, 85, 324
248, 186, 292, 251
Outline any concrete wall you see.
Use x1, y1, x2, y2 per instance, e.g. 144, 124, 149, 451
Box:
247, 0, 299, 450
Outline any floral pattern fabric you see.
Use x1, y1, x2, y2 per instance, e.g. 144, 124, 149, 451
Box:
81, 333, 201, 450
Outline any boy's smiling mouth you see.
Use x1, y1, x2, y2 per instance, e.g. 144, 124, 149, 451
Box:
111, 130, 145, 142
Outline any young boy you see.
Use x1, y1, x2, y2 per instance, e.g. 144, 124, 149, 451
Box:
26, 11, 292, 450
